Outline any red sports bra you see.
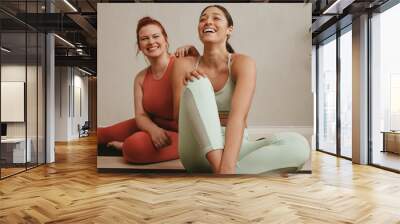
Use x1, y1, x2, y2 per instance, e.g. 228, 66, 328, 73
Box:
142, 56, 177, 131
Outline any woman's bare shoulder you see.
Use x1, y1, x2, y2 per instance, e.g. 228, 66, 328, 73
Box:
231, 53, 256, 78
134, 68, 148, 84
174, 56, 198, 70
231, 53, 255, 66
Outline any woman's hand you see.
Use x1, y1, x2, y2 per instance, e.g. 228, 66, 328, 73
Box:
183, 70, 206, 85
175, 45, 200, 58
149, 127, 171, 149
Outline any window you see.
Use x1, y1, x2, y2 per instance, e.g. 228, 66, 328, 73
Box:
370, 2, 400, 171
340, 28, 352, 158
318, 36, 337, 154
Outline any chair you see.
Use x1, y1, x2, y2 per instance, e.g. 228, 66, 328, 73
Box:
79, 121, 90, 138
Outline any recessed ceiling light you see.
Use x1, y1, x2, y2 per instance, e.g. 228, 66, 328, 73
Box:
323, 0, 355, 14
63, 0, 78, 12
77, 67, 93, 76
1, 47, 11, 53
54, 34, 75, 48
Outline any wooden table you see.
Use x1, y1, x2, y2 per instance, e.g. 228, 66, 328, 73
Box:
381, 131, 400, 154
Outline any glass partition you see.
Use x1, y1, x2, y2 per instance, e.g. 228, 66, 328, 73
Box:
0, 1, 46, 179
1, 31, 28, 178
339, 28, 352, 158
317, 36, 337, 155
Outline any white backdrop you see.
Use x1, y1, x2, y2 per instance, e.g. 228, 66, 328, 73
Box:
98, 3, 313, 129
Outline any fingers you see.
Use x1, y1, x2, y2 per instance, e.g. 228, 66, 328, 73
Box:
153, 130, 171, 149
160, 131, 171, 146
190, 70, 205, 79
183, 73, 193, 85
175, 46, 190, 58
179, 48, 185, 58
152, 135, 162, 149
164, 132, 171, 146
182, 47, 188, 57
183, 70, 205, 85
174, 48, 182, 58
154, 139, 164, 149
174, 48, 179, 57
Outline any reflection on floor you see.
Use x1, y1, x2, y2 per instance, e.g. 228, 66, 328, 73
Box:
373, 150, 400, 171
0, 167, 25, 178
0, 135, 400, 223
0, 162, 41, 178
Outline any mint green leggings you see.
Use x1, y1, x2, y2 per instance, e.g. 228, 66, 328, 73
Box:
178, 78, 310, 174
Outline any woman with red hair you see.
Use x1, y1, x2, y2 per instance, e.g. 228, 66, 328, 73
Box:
97, 17, 197, 163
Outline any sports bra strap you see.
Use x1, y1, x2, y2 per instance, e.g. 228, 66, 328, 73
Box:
227, 53, 232, 77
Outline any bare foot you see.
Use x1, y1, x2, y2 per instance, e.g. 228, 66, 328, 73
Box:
107, 141, 123, 151
280, 172, 289, 178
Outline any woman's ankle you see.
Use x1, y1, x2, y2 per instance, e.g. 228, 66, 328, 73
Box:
206, 149, 223, 173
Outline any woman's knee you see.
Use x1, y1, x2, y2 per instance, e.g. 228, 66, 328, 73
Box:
122, 132, 154, 162
184, 77, 214, 99
276, 132, 310, 163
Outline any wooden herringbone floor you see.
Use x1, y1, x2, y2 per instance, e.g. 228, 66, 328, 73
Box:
1, 135, 400, 224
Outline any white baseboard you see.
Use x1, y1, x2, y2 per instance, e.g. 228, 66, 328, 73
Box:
247, 125, 314, 146
247, 125, 313, 135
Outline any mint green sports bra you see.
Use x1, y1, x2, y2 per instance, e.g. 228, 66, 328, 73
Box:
194, 54, 234, 113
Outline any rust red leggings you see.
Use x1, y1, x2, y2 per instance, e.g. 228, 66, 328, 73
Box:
97, 118, 178, 164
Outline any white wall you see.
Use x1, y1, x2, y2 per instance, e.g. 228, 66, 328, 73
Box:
98, 3, 313, 131
72, 72, 89, 138
55, 67, 69, 141
55, 67, 89, 141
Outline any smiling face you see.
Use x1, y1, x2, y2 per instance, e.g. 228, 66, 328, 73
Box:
198, 6, 233, 45
138, 24, 168, 58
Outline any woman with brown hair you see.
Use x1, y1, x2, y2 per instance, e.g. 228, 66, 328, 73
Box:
172, 5, 310, 174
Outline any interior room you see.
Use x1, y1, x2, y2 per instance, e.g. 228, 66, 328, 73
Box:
0, 0, 399, 223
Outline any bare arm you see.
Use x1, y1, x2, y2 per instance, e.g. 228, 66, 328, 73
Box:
134, 71, 170, 148
171, 58, 192, 120
219, 55, 256, 174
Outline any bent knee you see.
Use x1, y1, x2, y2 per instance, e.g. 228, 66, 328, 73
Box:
97, 127, 109, 145
122, 132, 154, 162
185, 77, 213, 93
274, 132, 310, 162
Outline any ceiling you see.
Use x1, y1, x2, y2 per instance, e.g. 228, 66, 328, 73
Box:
0, 0, 392, 75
